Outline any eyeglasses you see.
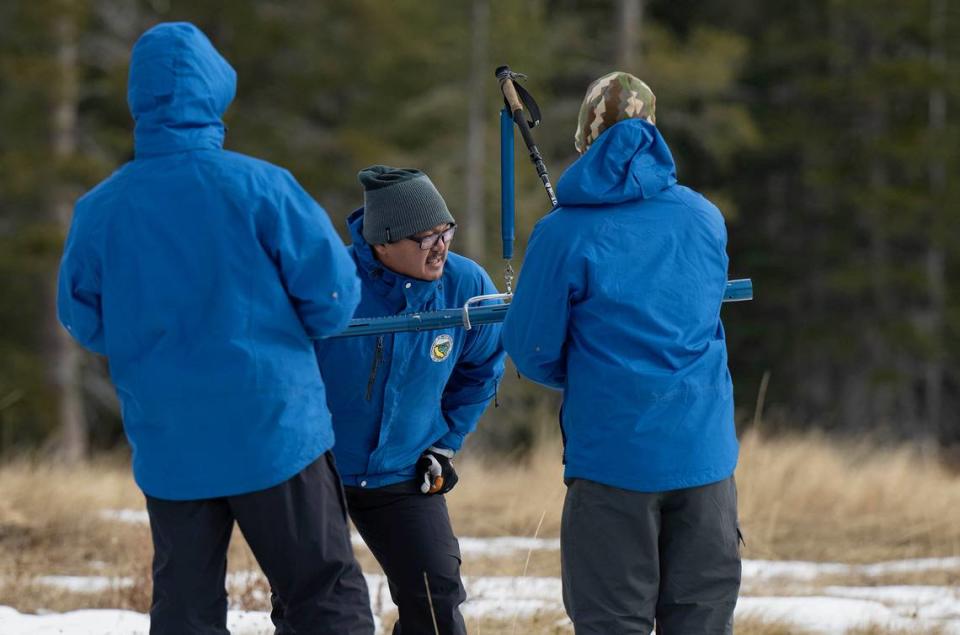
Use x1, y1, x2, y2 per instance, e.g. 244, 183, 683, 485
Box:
406, 224, 456, 250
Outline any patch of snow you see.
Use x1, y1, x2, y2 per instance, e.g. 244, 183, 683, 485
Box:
466, 574, 561, 601
224, 571, 270, 607
351, 532, 560, 556
736, 595, 960, 635
35, 575, 134, 593
225, 570, 264, 588
223, 610, 275, 634
362, 573, 392, 612
98, 509, 149, 525
0, 605, 149, 635
743, 556, 960, 582
858, 556, 960, 576
15, 550, 960, 634
458, 536, 561, 557
743, 559, 851, 581
0, 606, 361, 635
462, 575, 564, 618
822, 585, 960, 622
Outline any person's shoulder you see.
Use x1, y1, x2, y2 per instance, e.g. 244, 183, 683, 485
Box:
528, 206, 604, 256
666, 184, 726, 232
538, 205, 606, 234
74, 161, 136, 216
216, 150, 292, 181
205, 151, 320, 208
443, 251, 486, 279
443, 252, 496, 291
667, 184, 722, 216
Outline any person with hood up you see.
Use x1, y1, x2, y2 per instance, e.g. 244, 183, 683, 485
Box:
305, 165, 506, 635
501, 72, 742, 634
57, 22, 374, 634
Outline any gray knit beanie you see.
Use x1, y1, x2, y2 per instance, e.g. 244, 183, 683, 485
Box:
358, 165, 455, 245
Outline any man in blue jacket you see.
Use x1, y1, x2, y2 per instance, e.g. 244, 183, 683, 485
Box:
57, 22, 373, 634
502, 73, 741, 634
311, 165, 506, 634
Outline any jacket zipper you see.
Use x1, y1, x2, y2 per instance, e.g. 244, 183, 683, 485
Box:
365, 336, 384, 401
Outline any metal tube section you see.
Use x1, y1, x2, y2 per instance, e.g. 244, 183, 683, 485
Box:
500, 108, 515, 261
328, 279, 753, 338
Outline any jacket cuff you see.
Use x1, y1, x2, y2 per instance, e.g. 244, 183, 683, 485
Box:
428, 445, 456, 459
433, 431, 464, 453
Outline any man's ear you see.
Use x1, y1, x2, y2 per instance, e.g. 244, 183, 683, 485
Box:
372, 243, 388, 257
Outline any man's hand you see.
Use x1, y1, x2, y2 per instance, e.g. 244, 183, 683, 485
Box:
416, 446, 458, 495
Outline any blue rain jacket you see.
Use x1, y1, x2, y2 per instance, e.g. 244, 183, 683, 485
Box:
314, 210, 506, 489
502, 119, 738, 493
56, 23, 361, 500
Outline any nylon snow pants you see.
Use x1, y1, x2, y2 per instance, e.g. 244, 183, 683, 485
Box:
561, 476, 741, 635
347, 481, 467, 635
145, 452, 373, 635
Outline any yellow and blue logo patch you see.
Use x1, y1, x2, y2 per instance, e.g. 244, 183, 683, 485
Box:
430, 334, 454, 362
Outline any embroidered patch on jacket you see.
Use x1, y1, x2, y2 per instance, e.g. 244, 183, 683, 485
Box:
430, 334, 454, 362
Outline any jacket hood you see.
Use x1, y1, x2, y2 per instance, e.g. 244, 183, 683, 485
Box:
556, 119, 677, 207
128, 22, 237, 157
347, 209, 381, 276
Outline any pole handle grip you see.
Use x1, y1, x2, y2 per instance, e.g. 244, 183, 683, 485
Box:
499, 77, 524, 114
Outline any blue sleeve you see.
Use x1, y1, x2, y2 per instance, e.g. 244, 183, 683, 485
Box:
435, 269, 507, 451
261, 171, 361, 339
501, 217, 583, 390
57, 202, 106, 355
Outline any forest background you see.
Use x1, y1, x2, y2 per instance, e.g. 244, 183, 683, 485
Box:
2, 0, 959, 463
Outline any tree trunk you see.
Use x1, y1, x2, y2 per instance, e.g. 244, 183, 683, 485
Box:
463, 0, 489, 262
617, 0, 643, 70
926, 0, 947, 444
49, 4, 87, 463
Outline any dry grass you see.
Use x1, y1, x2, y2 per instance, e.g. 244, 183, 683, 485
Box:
0, 456, 152, 612
450, 428, 960, 564
1, 431, 959, 633
736, 429, 960, 562
451, 442, 566, 538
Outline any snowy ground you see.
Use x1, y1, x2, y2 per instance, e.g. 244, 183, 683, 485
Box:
1, 510, 958, 634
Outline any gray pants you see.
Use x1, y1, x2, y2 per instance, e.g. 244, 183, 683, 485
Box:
561, 477, 741, 635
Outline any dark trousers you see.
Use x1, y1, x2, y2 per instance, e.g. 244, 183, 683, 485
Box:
145, 452, 374, 635
561, 476, 741, 635
347, 481, 467, 635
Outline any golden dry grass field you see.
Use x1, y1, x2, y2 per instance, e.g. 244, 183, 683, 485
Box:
1, 430, 959, 633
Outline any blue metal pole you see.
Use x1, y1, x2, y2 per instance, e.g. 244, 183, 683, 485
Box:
500, 107, 515, 261
329, 279, 753, 338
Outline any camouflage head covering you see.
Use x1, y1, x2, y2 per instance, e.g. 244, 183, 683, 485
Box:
574, 71, 656, 153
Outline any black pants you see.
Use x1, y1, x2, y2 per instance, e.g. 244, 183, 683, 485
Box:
145, 452, 374, 635
347, 481, 467, 635
561, 476, 741, 635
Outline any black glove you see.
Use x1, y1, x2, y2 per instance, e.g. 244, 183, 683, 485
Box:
416, 446, 458, 495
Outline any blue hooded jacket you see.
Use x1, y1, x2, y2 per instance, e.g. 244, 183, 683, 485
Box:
56, 23, 361, 500
314, 210, 506, 489
502, 119, 738, 493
